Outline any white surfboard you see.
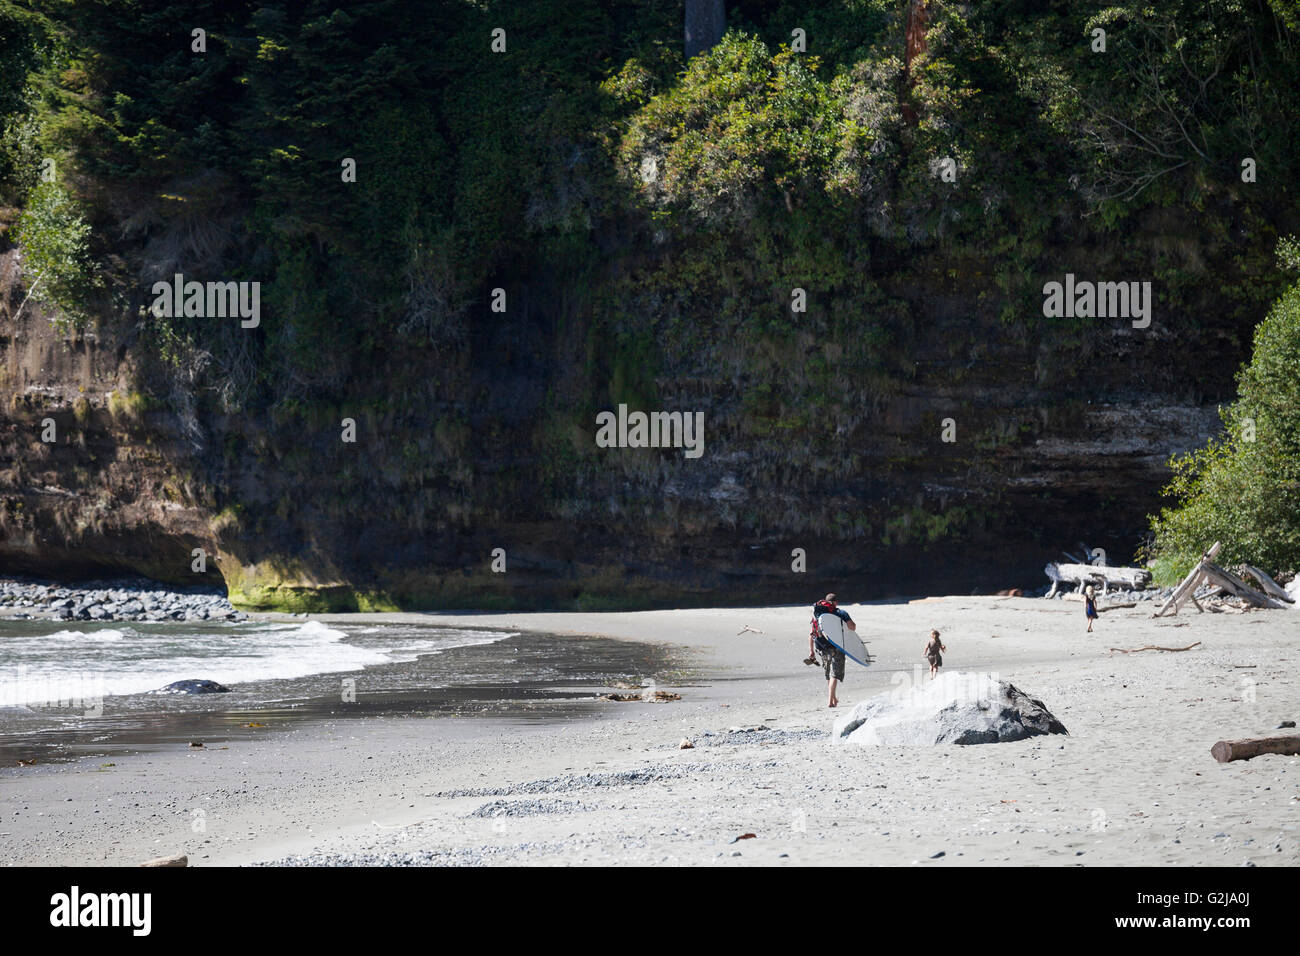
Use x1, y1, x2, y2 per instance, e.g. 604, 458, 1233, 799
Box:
817, 612, 870, 667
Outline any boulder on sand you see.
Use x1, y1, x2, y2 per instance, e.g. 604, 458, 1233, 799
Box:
832, 671, 1067, 746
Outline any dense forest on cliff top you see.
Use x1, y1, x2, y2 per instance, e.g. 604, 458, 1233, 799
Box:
0, 1, 1298, 609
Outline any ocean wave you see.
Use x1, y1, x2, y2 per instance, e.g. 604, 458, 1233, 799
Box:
0, 619, 514, 707
45, 628, 131, 642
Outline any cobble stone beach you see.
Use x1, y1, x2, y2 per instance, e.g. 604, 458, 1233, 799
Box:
0, 577, 247, 623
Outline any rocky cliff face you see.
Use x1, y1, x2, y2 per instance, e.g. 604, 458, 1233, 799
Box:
3, 0, 1289, 610
0, 250, 221, 587
0, 238, 1235, 610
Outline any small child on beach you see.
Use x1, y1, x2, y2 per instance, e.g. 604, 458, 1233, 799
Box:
923, 629, 946, 679
1085, 585, 1098, 632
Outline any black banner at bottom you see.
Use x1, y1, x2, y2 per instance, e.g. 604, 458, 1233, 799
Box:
0, 864, 1271, 942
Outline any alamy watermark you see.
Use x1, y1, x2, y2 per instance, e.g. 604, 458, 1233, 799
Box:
150, 273, 260, 328
595, 404, 704, 459
889, 666, 1002, 703
1, 666, 105, 716
1042, 274, 1151, 329
49, 886, 150, 936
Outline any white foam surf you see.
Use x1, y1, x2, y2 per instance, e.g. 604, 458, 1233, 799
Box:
0, 620, 513, 707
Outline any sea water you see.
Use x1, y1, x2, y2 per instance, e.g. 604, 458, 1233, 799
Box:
0, 618, 684, 762
0, 619, 512, 710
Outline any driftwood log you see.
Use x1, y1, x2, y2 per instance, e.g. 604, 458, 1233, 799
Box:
1045, 562, 1152, 591
1241, 565, 1295, 605
140, 853, 188, 867
1157, 542, 1291, 616
1201, 563, 1290, 609
1210, 735, 1300, 764
1154, 543, 1233, 617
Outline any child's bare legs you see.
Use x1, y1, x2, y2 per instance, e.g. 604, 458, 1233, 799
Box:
828, 677, 838, 708
929, 663, 938, 679
1087, 619, 1093, 633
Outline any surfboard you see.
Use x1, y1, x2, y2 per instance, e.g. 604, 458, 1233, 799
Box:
817, 612, 870, 667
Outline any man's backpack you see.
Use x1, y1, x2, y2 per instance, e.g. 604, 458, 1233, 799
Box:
810, 603, 836, 652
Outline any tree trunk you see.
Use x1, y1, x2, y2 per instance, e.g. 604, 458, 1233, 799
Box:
685, 0, 725, 59
905, 0, 930, 74
11, 269, 45, 323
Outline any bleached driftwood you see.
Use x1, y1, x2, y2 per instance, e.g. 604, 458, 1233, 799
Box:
1201, 563, 1290, 609
1044, 562, 1151, 591
1154, 543, 1290, 616
1241, 565, 1295, 605
140, 854, 188, 867
1207, 602, 1245, 614
1154, 543, 1220, 617
1161, 573, 1207, 615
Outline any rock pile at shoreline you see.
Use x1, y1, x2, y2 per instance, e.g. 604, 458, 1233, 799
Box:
0, 577, 247, 623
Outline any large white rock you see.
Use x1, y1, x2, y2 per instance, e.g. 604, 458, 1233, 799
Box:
832, 671, 1068, 746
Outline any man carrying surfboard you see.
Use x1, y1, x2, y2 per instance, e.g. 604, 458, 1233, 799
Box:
806, 593, 857, 708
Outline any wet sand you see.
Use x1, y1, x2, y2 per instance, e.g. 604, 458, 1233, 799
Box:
0, 629, 688, 765
1, 597, 1297, 866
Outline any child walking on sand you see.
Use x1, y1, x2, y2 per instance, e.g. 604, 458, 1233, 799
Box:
1085, 585, 1099, 632
923, 629, 946, 679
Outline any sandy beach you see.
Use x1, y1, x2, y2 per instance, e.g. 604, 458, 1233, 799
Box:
1, 596, 1296, 867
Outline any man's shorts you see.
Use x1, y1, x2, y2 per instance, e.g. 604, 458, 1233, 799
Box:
821, 646, 845, 681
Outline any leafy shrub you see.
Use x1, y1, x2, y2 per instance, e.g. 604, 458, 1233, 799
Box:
618, 32, 903, 230
12, 180, 97, 331
1149, 251, 1300, 574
